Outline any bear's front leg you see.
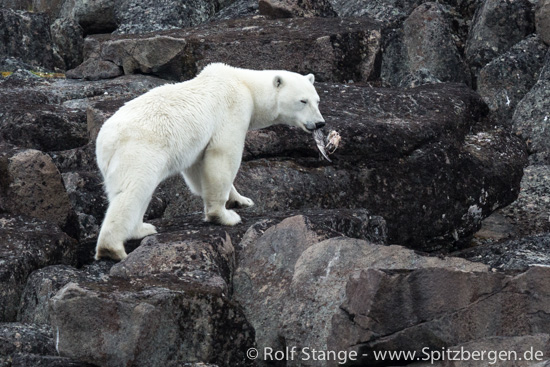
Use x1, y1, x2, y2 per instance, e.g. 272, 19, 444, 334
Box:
201, 146, 244, 226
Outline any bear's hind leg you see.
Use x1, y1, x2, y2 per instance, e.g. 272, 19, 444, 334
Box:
226, 185, 254, 209
95, 175, 159, 261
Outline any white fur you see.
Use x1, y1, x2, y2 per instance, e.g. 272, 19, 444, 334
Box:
94, 63, 325, 260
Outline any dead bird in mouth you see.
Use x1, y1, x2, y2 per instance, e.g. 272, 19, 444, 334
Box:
312, 129, 341, 162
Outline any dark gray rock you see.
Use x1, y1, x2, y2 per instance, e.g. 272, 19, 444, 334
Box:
512, 50, 550, 159
536, 0, 550, 45
0, 9, 61, 70
496, 165, 550, 237
59, 0, 117, 35
61, 172, 107, 242
0, 145, 77, 234
0, 323, 56, 363
112, 0, 232, 35
0, 214, 77, 322
72, 16, 382, 82
258, 0, 336, 18
329, 0, 423, 25
478, 34, 548, 124
465, 0, 535, 79
233, 216, 486, 366
50, 18, 84, 71
210, 0, 258, 20
401, 2, 470, 86
0, 104, 88, 152
456, 233, 550, 272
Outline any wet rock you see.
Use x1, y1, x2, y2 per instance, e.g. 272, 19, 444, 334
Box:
456, 233, 550, 272
233, 216, 486, 366
478, 35, 548, 124
512, 51, 550, 159
536, 0, 550, 45
381, 2, 470, 87
0, 145, 76, 233
113, 0, 233, 35
71, 16, 382, 82
0, 9, 61, 70
465, 0, 535, 79
0, 214, 77, 321
337, 266, 550, 365
258, 0, 336, 18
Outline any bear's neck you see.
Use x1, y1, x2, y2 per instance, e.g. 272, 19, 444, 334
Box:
236, 69, 279, 131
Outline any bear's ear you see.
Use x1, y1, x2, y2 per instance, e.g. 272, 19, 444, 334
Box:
273, 75, 283, 88
306, 74, 315, 85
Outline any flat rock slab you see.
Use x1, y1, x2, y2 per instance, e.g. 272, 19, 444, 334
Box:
69, 16, 382, 82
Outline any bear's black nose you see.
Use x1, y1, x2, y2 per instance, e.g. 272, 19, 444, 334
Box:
315, 121, 326, 129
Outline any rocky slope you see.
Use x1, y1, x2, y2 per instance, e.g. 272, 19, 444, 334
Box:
1, 0, 550, 366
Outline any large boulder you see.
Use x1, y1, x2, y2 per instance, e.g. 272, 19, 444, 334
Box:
112, 0, 231, 35
233, 215, 488, 366
0, 145, 77, 233
477, 35, 548, 124
512, 50, 550, 162
494, 165, 550, 237
68, 16, 382, 82
48, 227, 255, 367
58, 0, 117, 35
0, 9, 61, 70
381, 2, 470, 87
465, 0, 535, 79
0, 214, 77, 322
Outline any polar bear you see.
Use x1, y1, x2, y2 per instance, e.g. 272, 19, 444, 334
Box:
94, 63, 325, 260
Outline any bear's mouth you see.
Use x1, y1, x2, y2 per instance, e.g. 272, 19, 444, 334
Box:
305, 121, 326, 132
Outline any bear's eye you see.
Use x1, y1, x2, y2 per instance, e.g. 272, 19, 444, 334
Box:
300, 100, 307, 104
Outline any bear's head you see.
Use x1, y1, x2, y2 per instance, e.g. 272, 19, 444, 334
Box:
273, 72, 325, 133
